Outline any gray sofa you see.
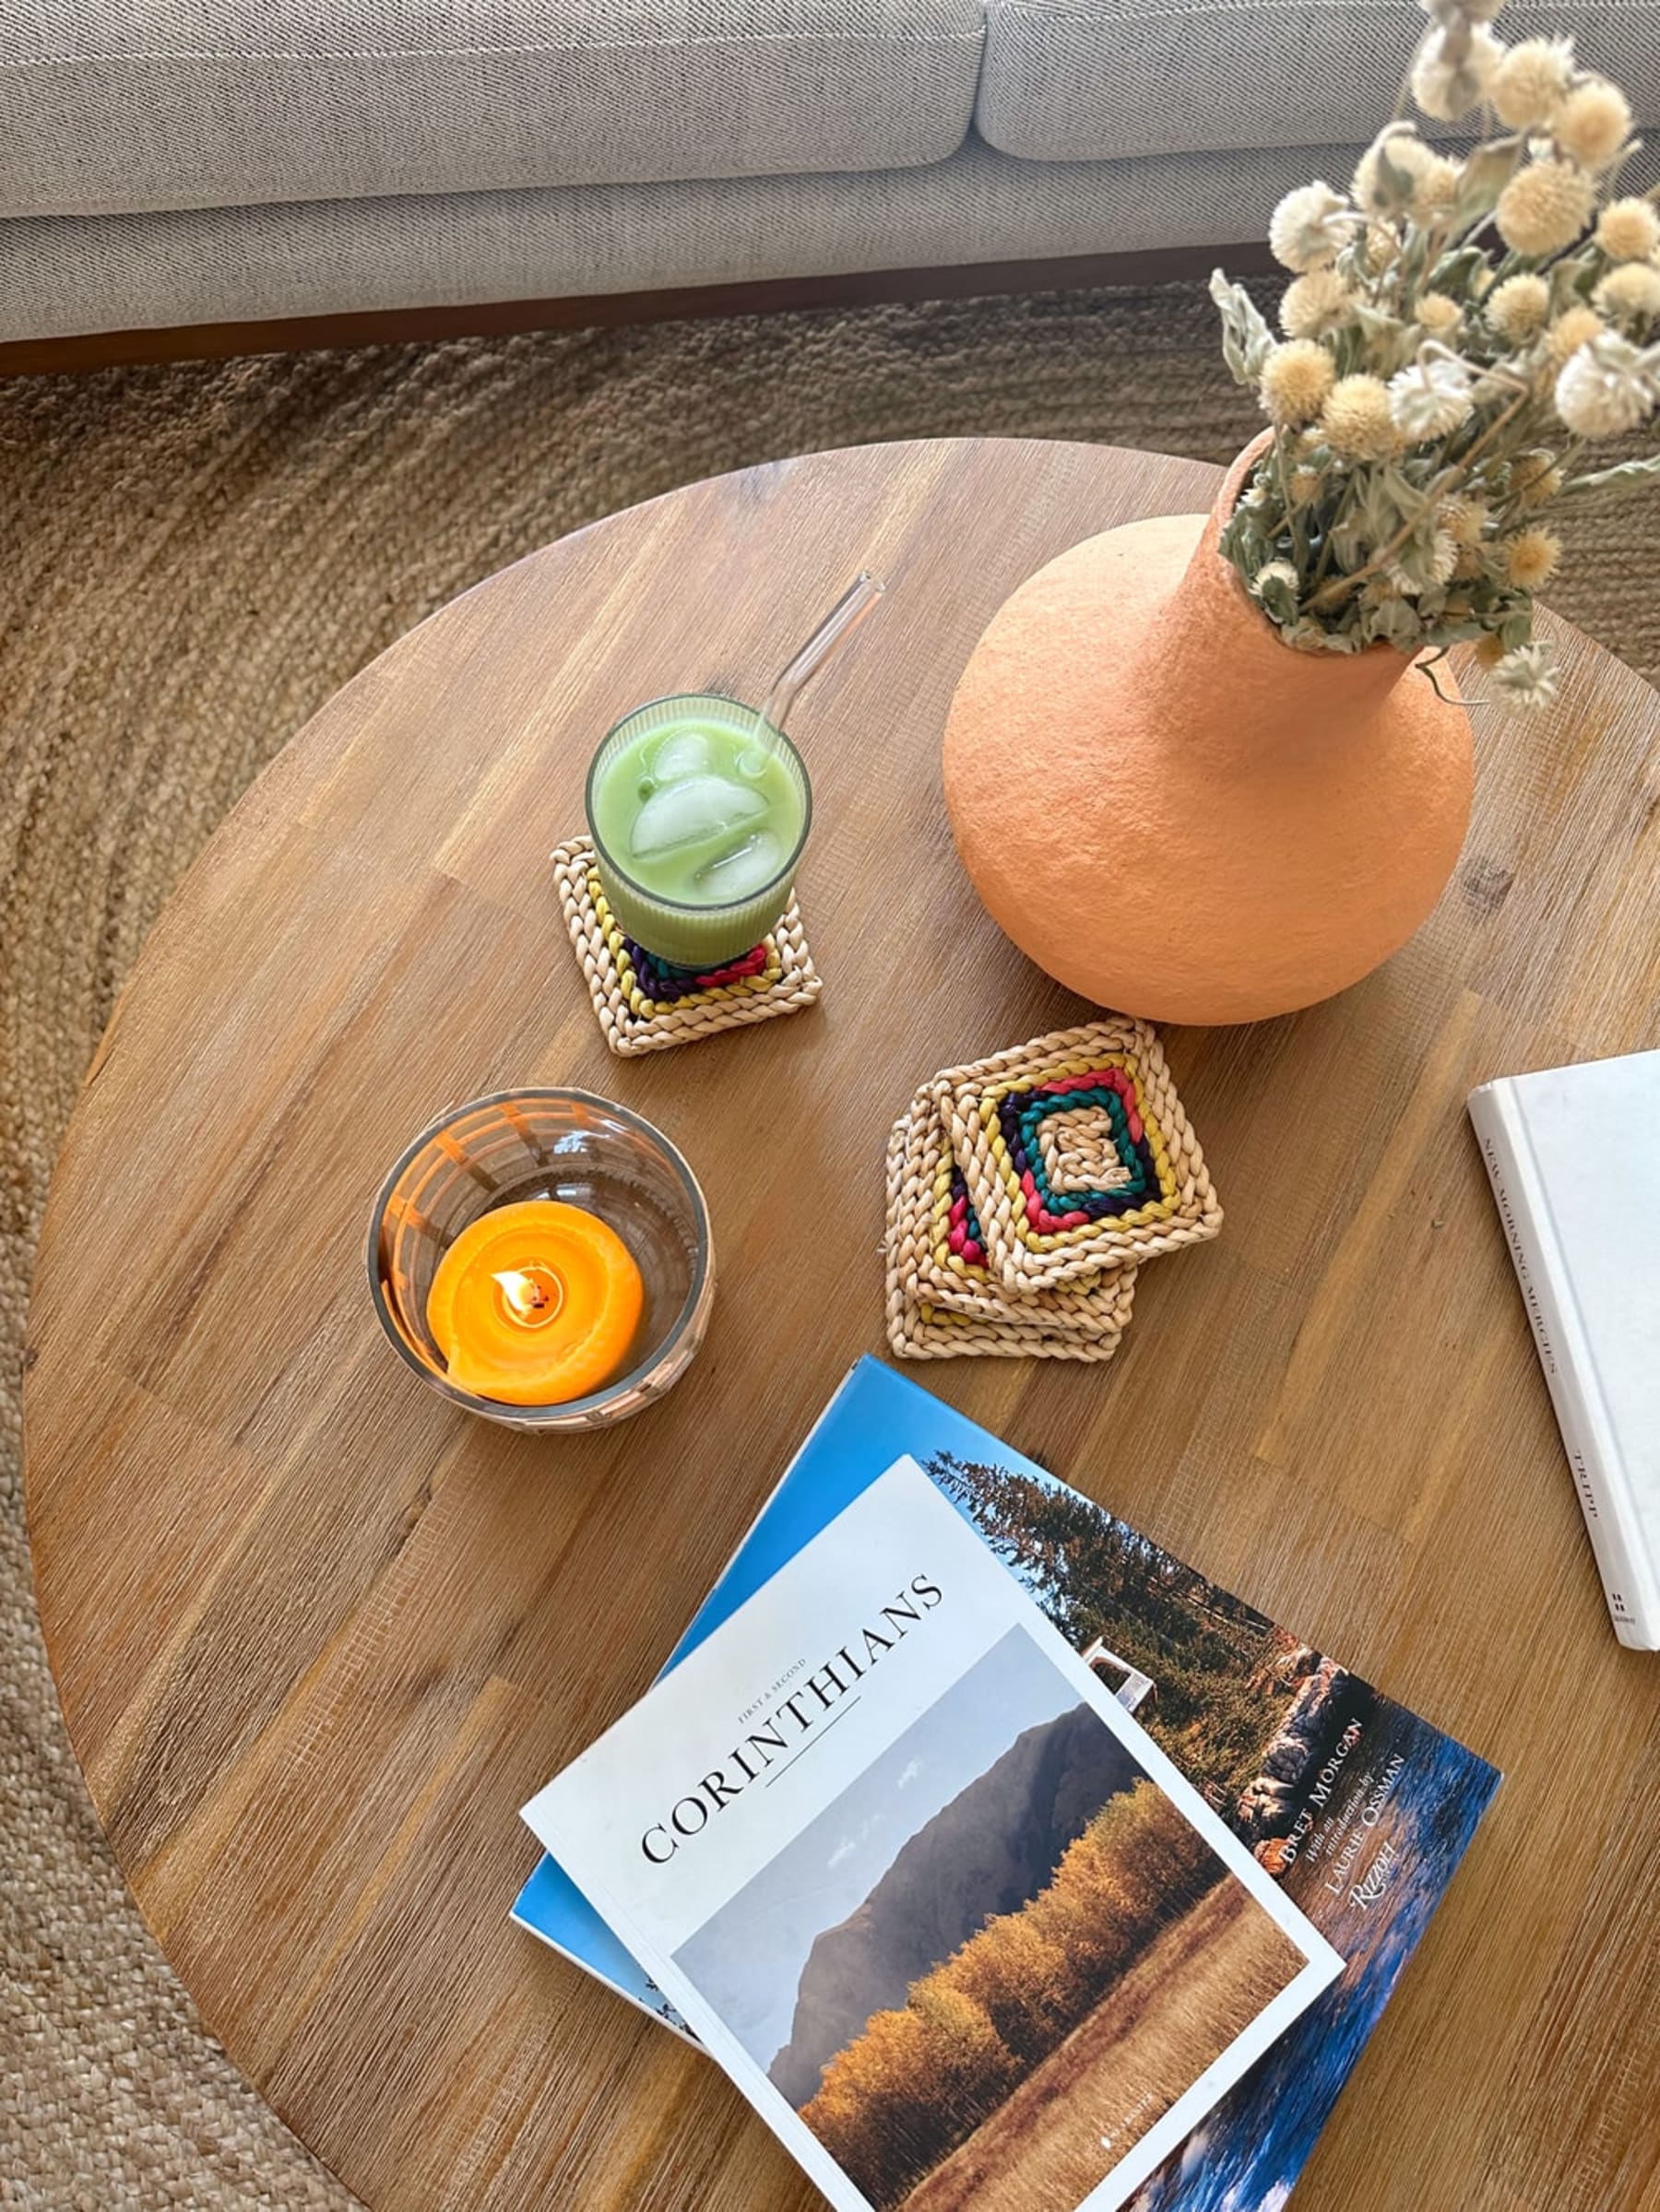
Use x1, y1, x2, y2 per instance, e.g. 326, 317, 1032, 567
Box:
4, 0, 1659, 346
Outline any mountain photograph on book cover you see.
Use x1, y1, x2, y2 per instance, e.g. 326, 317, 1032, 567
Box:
677, 1626, 1308, 2212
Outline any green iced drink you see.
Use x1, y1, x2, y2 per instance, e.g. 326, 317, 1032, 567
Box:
586, 694, 812, 968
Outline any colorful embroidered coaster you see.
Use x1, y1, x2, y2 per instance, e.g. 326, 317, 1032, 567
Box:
551, 838, 821, 1057
883, 1095, 1136, 1362
935, 1018, 1222, 1292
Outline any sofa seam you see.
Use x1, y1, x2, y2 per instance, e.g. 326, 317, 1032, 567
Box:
0, 29, 988, 71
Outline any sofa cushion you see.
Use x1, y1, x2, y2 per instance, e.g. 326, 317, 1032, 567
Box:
1, 136, 1420, 339
0, 0, 985, 219
977, 0, 1660, 162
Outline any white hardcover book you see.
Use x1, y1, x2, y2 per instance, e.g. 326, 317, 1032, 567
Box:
1469, 1050, 1660, 1651
523, 1458, 1341, 2212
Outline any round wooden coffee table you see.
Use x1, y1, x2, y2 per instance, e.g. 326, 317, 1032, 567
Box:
24, 441, 1660, 2211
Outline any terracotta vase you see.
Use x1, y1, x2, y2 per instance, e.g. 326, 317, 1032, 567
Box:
943, 440, 1474, 1025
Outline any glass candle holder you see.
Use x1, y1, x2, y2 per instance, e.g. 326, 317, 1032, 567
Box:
585, 694, 812, 968
366, 1090, 714, 1431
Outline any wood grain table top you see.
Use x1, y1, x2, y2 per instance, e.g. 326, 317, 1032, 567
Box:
23, 439, 1660, 2212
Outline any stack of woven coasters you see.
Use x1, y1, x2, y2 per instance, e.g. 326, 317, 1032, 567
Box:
884, 1018, 1222, 1362
552, 836, 821, 1057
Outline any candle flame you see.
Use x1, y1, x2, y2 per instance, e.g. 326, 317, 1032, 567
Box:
492, 1266, 562, 1325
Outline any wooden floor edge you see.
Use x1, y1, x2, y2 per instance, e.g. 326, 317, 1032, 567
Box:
0, 242, 1277, 377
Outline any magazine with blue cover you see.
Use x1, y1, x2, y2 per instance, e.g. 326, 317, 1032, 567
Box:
514, 1356, 1500, 2211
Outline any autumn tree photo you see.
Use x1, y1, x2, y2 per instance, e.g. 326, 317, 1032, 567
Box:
799, 1780, 1223, 2208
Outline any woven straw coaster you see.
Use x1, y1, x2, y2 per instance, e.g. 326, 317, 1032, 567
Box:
884, 1094, 1136, 1362
551, 837, 821, 1057
935, 1017, 1222, 1293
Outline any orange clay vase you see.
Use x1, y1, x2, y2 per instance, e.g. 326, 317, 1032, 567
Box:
943, 439, 1474, 1025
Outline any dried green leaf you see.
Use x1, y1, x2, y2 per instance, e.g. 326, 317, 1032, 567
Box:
1350, 302, 1417, 375
1429, 244, 1489, 299
1360, 596, 1423, 648
1560, 453, 1660, 499
1378, 142, 1414, 195
1253, 569, 1302, 623
1554, 255, 1600, 309
1381, 465, 1434, 516
1209, 270, 1275, 386
1450, 139, 1525, 234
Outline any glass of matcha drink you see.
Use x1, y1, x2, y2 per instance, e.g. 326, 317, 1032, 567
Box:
587, 698, 810, 967
585, 574, 883, 970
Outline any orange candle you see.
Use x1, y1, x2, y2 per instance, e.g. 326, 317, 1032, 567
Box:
426, 1200, 644, 1407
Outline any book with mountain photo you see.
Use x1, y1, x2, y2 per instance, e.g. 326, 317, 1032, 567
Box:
523, 1458, 1344, 2212
513, 1357, 1501, 2210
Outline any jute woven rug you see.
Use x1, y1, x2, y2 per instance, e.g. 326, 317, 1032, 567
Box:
4, 282, 1657, 2209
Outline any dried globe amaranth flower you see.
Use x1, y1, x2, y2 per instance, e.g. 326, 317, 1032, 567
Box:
1389, 354, 1476, 441
1556, 332, 1660, 436
1595, 197, 1660, 262
1411, 22, 1503, 121
1502, 526, 1563, 587
1363, 221, 1402, 272
1416, 291, 1464, 335
1268, 182, 1353, 271
1547, 304, 1607, 363
1211, 0, 1660, 697
1441, 494, 1489, 545
1595, 262, 1660, 325
1555, 79, 1633, 169
1512, 455, 1563, 506
1281, 267, 1353, 339
1260, 339, 1338, 423
1486, 272, 1553, 343
1496, 159, 1595, 255
1489, 36, 1575, 129
1416, 155, 1463, 222
1354, 132, 1441, 219
1321, 373, 1405, 459
1489, 643, 1561, 709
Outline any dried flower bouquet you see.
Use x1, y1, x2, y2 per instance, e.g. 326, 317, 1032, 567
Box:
1211, 0, 1660, 706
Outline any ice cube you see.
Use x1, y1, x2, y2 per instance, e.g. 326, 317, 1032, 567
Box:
628, 775, 766, 858
692, 828, 786, 899
650, 729, 715, 782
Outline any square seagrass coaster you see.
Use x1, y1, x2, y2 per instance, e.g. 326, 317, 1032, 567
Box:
551, 837, 821, 1057
934, 1017, 1222, 1293
883, 1095, 1136, 1362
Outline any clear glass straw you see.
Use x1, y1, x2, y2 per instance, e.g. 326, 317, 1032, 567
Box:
756, 572, 885, 743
